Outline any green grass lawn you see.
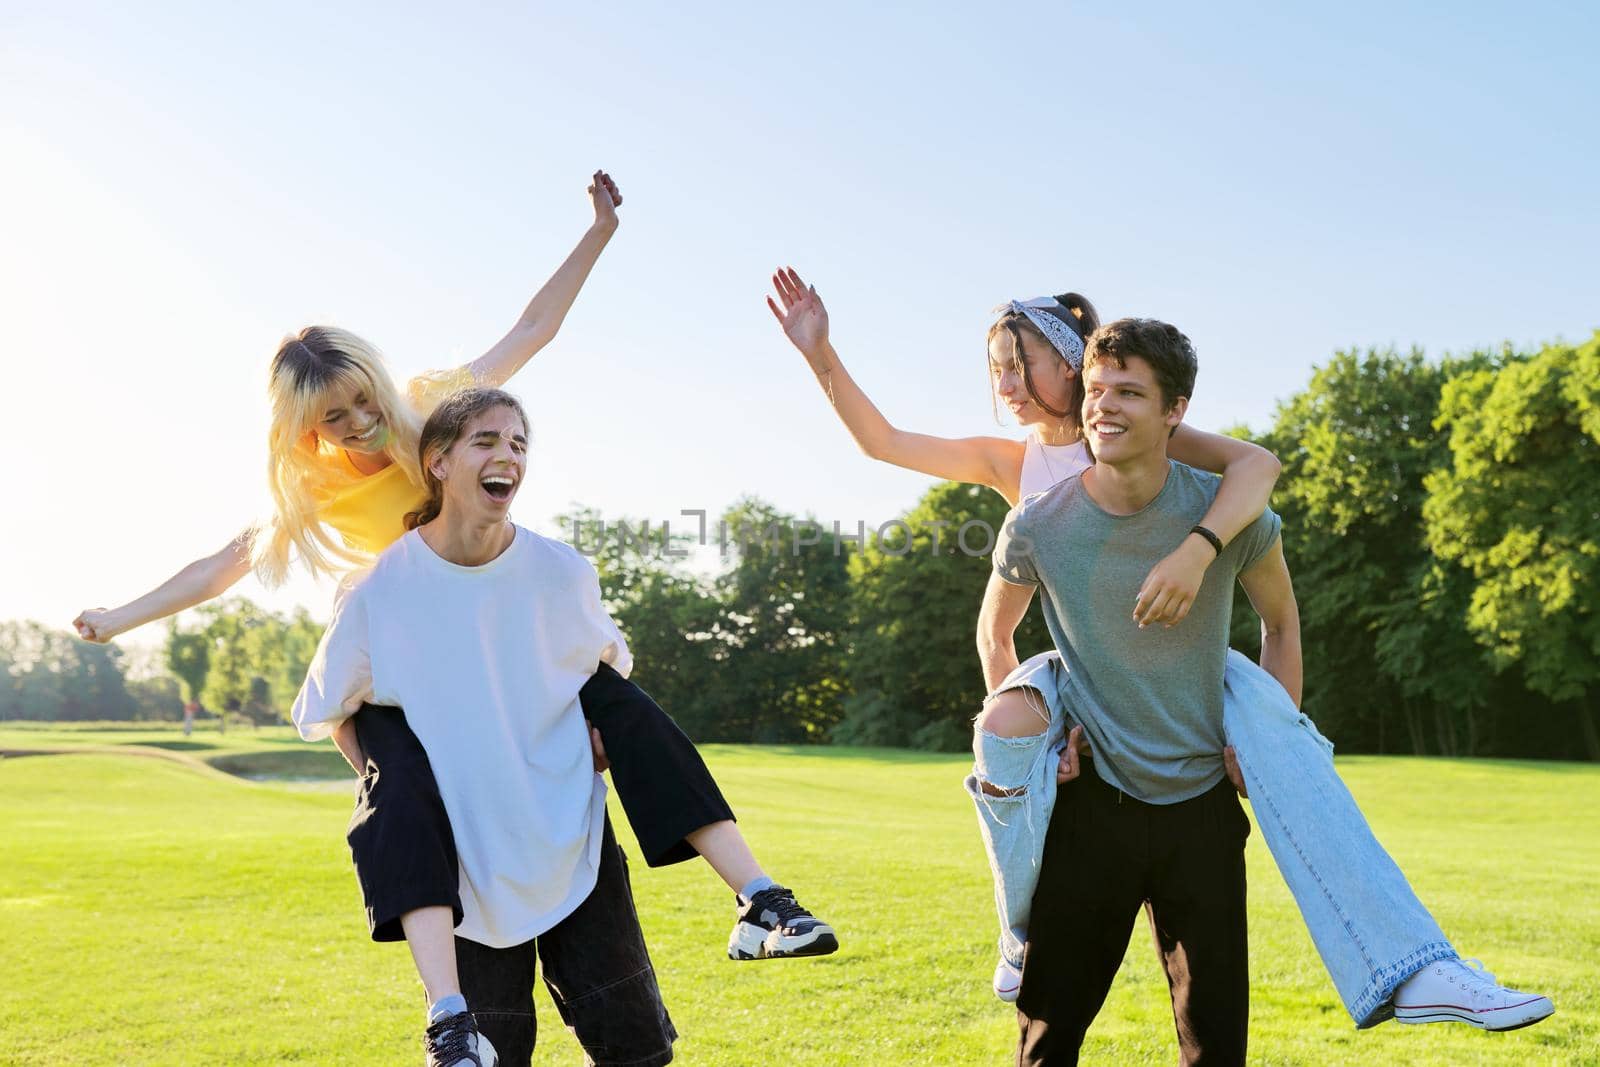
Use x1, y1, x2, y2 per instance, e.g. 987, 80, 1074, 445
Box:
2, 727, 1596, 1065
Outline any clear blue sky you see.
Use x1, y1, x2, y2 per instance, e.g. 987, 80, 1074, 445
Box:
3, 1, 1596, 641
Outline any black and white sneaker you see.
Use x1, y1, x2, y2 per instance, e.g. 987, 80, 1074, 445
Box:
425, 1010, 498, 1067
727, 885, 839, 960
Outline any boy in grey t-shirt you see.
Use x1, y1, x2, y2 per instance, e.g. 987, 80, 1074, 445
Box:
980, 318, 1303, 1066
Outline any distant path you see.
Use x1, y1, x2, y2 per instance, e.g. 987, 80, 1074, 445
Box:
0, 744, 246, 783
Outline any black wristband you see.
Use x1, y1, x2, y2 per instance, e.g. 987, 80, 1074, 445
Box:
1190, 525, 1224, 557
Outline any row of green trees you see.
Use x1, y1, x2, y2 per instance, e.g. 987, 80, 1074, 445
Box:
0, 621, 177, 722
1226, 334, 1600, 759
594, 334, 1598, 759
162, 602, 324, 727
9, 334, 1595, 759
0, 602, 321, 729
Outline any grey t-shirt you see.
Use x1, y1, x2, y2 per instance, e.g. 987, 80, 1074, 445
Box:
994, 461, 1282, 804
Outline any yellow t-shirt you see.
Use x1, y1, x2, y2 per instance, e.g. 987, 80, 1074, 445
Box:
311, 367, 478, 555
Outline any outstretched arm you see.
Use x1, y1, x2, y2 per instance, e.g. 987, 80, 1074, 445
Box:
768, 267, 1021, 499
467, 171, 623, 388
1237, 537, 1302, 706
74, 532, 253, 643
976, 571, 1037, 692
1135, 425, 1282, 627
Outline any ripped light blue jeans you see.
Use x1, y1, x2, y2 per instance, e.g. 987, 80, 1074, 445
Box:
964, 649, 1457, 1028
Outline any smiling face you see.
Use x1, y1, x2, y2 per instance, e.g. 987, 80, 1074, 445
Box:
428, 404, 529, 525
311, 379, 389, 455
1082, 355, 1187, 465
988, 328, 1077, 428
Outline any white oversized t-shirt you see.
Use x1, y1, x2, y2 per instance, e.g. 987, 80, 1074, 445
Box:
292, 525, 633, 948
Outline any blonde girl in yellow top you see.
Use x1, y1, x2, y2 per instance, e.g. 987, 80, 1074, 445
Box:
74, 176, 835, 1065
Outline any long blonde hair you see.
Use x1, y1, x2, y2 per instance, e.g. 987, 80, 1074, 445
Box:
252, 326, 425, 585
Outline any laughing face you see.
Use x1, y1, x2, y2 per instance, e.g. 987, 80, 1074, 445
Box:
430, 405, 529, 524
988, 328, 1076, 429
312, 380, 389, 455
1081, 355, 1187, 464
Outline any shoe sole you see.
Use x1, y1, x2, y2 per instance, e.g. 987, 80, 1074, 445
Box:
727, 921, 838, 960
765, 928, 839, 959
1396, 999, 1555, 1032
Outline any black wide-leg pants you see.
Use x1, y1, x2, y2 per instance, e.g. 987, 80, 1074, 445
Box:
1017, 768, 1252, 1067
345, 661, 735, 942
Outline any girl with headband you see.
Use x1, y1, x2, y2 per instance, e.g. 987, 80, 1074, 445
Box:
767, 266, 1551, 1033
71, 177, 836, 1066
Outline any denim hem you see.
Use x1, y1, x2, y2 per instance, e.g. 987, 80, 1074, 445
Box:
1349, 940, 1457, 1029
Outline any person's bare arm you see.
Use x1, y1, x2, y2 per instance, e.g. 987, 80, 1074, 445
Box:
976, 571, 1038, 693
769, 267, 1021, 499
1237, 536, 1303, 706
1135, 426, 1282, 627
467, 171, 622, 389
74, 532, 253, 643
331, 718, 366, 775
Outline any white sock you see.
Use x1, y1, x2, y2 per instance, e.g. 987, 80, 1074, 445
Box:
428, 993, 468, 1023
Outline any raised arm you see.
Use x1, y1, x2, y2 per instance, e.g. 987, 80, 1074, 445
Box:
466, 171, 623, 389
976, 570, 1038, 692
768, 267, 1022, 499
74, 532, 253, 643
1236, 536, 1302, 705
1134, 425, 1283, 627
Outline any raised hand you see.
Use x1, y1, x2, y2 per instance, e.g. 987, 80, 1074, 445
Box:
766, 266, 831, 369
588, 170, 622, 230
73, 607, 119, 644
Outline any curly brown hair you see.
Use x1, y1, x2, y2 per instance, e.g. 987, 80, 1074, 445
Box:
1083, 317, 1197, 410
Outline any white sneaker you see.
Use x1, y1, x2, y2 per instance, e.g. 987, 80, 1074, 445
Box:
993, 957, 1022, 1002
1393, 957, 1555, 1031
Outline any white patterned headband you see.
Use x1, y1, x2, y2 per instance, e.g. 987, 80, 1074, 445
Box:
996, 297, 1085, 370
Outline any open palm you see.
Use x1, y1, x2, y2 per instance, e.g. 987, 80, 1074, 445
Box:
767, 266, 830, 361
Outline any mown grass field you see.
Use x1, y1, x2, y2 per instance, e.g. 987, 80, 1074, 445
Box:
2, 723, 1596, 1065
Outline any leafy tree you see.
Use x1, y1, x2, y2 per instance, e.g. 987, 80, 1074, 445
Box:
708, 498, 852, 742
126, 674, 183, 721
193, 598, 273, 728
843, 480, 1051, 750
0, 621, 137, 721
164, 620, 211, 714
561, 506, 724, 740
1239, 348, 1502, 754
1424, 334, 1600, 759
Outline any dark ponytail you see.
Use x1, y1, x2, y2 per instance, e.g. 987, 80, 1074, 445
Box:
1054, 292, 1100, 338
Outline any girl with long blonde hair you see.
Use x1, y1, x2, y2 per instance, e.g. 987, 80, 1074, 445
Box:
71, 177, 838, 1067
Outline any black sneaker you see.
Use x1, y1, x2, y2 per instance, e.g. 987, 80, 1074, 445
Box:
727, 885, 839, 960
424, 1010, 498, 1067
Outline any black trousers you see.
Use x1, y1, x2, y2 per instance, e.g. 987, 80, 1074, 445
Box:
457, 816, 676, 1067
346, 662, 736, 942
1017, 769, 1251, 1067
